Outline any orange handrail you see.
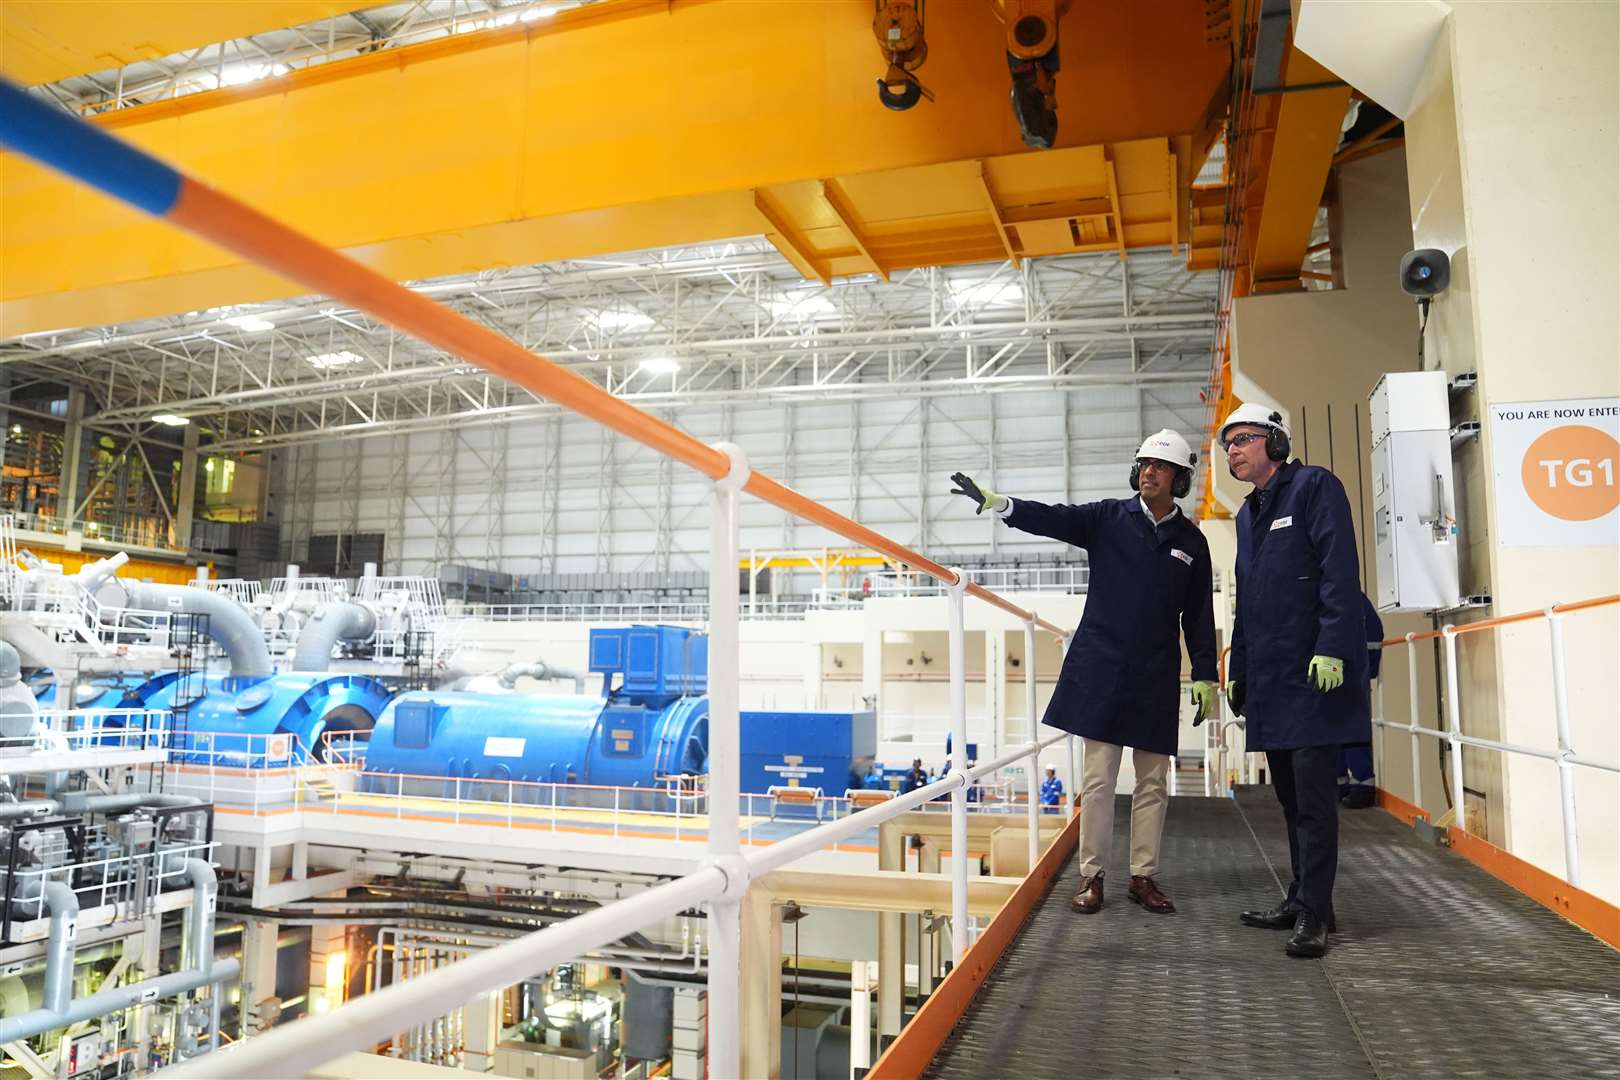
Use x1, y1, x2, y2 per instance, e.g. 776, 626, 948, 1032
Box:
1216, 594, 1620, 678
1380, 594, 1620, 645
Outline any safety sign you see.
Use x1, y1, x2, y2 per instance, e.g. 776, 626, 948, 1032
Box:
1489, 397, 1620, 546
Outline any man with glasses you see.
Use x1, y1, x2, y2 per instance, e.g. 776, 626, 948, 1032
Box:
949, 430, 1218, 916
1219, 403, 1370, 958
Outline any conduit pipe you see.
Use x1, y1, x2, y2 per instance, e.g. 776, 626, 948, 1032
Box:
119, 581, 273, 680
0, 860, 235, 1043
56, 791, 200, 815
290, 601, 377, 672
0, 798, 62, 821
496, 660, 586, 694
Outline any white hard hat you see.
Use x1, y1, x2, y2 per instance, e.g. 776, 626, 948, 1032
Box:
1218, 403, 1292, 447
1135, 428, 1197, 469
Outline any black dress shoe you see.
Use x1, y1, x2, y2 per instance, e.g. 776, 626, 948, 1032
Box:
1285, 911, 1329, 958
1239, 901, 1300, 929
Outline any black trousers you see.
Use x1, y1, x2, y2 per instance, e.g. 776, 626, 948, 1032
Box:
1265, 745, 1340, 923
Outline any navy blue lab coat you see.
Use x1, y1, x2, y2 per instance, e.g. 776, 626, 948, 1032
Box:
1004, 497, 1218, 756
1230, 460, 1371, 750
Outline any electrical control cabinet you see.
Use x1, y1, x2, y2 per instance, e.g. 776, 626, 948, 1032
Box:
1369, 372, 1461, 612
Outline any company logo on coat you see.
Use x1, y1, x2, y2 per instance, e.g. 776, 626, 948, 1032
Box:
1170, 548, 1194, 565
1269, 516, 1293, 531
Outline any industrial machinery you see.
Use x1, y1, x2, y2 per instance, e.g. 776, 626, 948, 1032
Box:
361, 625, 879, 804
135, 669, 393, 766
0, 636, 234, 1066
361, 625, 710, 797
739, 708, 877, 797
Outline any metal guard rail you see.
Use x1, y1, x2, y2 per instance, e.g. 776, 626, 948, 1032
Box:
0, 79, 1082, 1079
1214, 594, 1618, 892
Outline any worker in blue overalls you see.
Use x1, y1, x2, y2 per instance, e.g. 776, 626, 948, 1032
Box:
1340, 593, 1384, 810
951, 428, 1218, 916
1221, 404, 1371, 958
1040, 766, 1064, 808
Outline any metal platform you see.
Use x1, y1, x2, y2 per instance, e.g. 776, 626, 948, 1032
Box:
925, 788, 1620, 1079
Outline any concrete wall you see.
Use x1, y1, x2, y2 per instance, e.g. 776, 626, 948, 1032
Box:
1398, 1, 1619, 902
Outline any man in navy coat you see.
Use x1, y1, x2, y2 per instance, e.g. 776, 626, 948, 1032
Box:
950, 429, 1218, 915
1220, 403, 1371, 958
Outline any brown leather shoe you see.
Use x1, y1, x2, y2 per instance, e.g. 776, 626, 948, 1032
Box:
1070, 871, 1104, 914
1128, 875, 1176, 914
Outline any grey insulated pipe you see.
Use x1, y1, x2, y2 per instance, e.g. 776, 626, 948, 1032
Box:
121, 581, 273, 680
27, 879, 76, 1016
497, 660, 586, 694
0, 639, 20, 683
291, 601, 377, 672
0, 860, 238, 1043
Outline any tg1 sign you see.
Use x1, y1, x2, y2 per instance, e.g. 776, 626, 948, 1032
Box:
1490, 397, 1620, 547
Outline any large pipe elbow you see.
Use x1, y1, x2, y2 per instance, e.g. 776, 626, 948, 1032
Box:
120, 581, 273, 680
290, 601, 377, 673
498, 660, 586, 694
0, 639, 20, 684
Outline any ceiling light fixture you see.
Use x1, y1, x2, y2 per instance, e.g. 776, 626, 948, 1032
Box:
638, 356, 680, 377
305, 350, 365, 370
582, 308, 654, 333
226, 315, 275, 333
152, 413, 190, 427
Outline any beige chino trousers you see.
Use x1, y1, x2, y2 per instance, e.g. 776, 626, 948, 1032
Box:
1077, 739, 1171, 880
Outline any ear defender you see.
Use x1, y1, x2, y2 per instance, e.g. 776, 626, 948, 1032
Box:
1128, 462, 1141, 492
1265, 412, 1290, 461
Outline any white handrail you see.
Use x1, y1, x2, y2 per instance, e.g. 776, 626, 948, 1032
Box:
1371, 599, 1618, 891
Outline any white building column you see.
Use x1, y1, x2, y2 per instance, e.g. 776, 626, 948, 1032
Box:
461, 991, 499, 1072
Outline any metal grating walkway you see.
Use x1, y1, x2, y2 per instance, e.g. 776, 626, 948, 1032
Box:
925, 788, 1620, 1079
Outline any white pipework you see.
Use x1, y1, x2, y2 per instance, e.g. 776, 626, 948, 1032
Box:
944, 566, 970, 966
705, 440, 748, 1080
0, 860, 235, 1043
1023, 615, 1040, 872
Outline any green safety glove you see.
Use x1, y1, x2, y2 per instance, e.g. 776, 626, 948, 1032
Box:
949, 472, 1008, 515
1226, 680, 1245, 717
1189, 680, 1218, 726
1308, 655, 1345, 692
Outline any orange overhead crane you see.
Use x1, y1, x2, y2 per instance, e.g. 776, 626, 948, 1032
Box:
0, 0, 1232, 335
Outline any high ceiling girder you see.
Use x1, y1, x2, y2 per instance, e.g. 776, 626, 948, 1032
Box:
0, 244, 1218, 452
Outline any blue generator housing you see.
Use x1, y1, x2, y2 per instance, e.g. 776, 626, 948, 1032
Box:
361, 625, 710, 802
739, 709, 877, 795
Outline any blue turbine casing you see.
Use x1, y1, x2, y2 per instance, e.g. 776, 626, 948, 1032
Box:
360, 625, 711, 802
360, 692, 708, 797
135, 673, 392, 765
738, 710, 877, 795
